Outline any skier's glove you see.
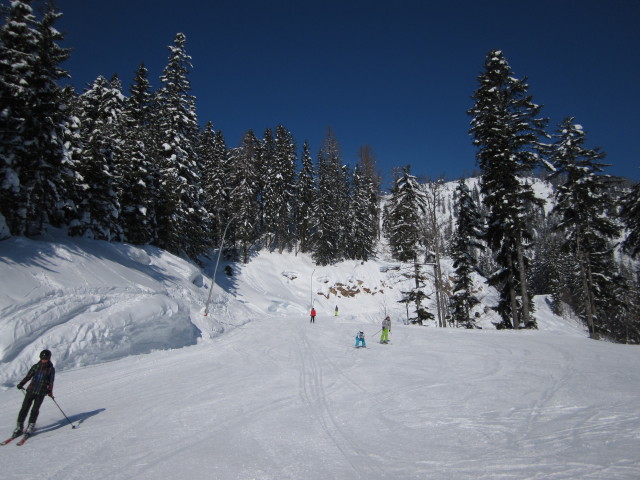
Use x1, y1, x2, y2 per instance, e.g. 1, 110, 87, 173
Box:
17, 384, 24, 390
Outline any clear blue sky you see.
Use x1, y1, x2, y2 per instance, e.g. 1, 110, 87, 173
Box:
56, 0, 640, 185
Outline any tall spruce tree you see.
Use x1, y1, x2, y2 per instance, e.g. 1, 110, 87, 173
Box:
383, 166, 431, 324
0, 0, 39, 235
155, 32, 208, 259
383, 166, 426, 262
229, 130, 261, 263
450, 179, 485, 328
348, 160, 378, 261
29, 2, 71, 231
120, 64, 157, 244
272, 125, 297, 252
59, 86, 84, 226
258, 128, 274, 236
295, 140, 316, 253
71, 75, 124, 240
198, 121, 229, 248
468, 49, 547, 329
0, 0, 70, 235
260, 125, 296, 252
357, 145, 382, 240
621, 180, 640, 259
313, 129, 350, 265
549, 118, 621, 339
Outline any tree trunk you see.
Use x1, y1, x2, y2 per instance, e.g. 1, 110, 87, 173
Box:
434, 249, 446, 328
506, 252, 520, 328
516, 230, 532, 327
413, 255, 424, 326
576, 235, 597, 339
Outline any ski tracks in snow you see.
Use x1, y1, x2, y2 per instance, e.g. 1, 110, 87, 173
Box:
293, 325, 387, 479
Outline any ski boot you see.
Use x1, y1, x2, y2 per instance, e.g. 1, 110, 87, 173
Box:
12, 422, 24, 437
24, 423, 35, 436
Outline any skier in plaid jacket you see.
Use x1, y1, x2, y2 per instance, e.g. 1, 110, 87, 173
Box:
12, 349, 55, 437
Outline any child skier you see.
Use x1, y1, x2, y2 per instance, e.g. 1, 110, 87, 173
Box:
355, 331, 366, 348
380, 315, 391, 344
310, 307, 316, 323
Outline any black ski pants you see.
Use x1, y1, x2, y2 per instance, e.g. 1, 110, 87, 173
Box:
17, 391, 45, 425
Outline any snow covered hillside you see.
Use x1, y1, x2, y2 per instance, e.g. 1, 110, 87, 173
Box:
1, 233, 639, 479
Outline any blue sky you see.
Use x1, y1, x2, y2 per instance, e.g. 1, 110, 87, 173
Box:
56, 0, 640, 185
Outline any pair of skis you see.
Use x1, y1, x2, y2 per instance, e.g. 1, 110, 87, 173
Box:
1, 432, 32, 446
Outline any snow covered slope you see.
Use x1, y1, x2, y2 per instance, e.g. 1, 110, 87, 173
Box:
1, 234, 639, 479
0, 231, 254, 386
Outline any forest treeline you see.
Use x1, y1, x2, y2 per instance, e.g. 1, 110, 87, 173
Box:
1, 2, 639, 342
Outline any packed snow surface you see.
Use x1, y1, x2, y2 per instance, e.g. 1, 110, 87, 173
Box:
1, 233, 639, 479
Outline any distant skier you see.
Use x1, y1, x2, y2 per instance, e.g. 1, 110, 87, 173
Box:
335, 305, 339, 316
310, 307, 316, 324
355, 330, 366, 348
380, 315, 391, 344
12, 349, 55, 437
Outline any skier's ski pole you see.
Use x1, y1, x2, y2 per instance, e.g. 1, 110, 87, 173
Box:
50, 397, 76, 429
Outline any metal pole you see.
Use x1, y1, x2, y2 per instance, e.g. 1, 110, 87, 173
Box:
310, 268, 315, 308
50, 397, 76, 429
204, 217, 235, 317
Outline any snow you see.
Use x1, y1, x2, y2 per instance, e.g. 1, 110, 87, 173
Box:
1, 232, 639, 479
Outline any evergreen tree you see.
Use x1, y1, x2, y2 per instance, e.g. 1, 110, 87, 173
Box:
621, 180, 640, 259
450, 179, 485, 328
257, 128, 274, 236
0, 0, 39, 235
383, 166, 426, 262
259, 126, 296, 252
271, 125, 297, 252
383, 166, 432, 324
120, 64, 157, 244
313, 129, 350, 265
198, 121, 229, 248
58, 86, 84, 226
0, 0, 70, 235
229, 130, 261, 263
295, 140, 316, 253
468, 49, 547, 329
357, 145, 382, 240
549, 118, 621, 339
155, 32, 208, 259
70, 75, 124, 240
348, 160, 378, 261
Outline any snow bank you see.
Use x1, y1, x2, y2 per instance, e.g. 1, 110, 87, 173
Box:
0, 232, 205, 386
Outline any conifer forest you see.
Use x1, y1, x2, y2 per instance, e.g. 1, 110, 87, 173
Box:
1, 1, 639, 343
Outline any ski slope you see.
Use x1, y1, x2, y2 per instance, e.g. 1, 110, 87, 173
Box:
1, 232, 640, 479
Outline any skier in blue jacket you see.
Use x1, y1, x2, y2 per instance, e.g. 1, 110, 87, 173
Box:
12, 349, 55, 437
355, 331, 366, 348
